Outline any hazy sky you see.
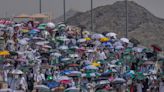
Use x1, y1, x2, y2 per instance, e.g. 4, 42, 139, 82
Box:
1, 0, 164, 19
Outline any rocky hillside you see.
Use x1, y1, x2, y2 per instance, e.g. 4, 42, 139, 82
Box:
65, 1, 164, 48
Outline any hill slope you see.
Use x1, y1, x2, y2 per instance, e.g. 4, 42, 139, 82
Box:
66, 1, 164, 48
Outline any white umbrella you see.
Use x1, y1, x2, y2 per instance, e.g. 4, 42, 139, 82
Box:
70, 54, 79, 58
36, 41, 49, 45
42, 45, 52, 49
7, 40, 15, 44
86, 49, 95, 53
77, 38, 86, 43
0, 88, 12, 92
115, 45, 124, 50
59, 45, 68, 50
132, 47, 143, 52
120, 38, 129, 43
96, 80, 110, 85
91, 34, 104, 39
106, 32, 117, 38
112, 78, 126, 84
70, 46, 79, 49
84, 65, 98, 70
47, 22, 55, 29
19, 39, 28, 45
34, 85, 50, 90
56, 36, 70, 41
52, 53, 62, 57
0, 24, 6, 28
11, 69, 23, 75
56, 76, 71, 81
64, 87, 80, 92
61, 58, 71, 61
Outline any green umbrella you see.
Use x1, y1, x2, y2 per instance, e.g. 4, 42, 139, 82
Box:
135, 72, 145, 80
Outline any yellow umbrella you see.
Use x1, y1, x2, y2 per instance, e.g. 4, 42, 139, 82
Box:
0, 50, 10, 56
100, 37, 110, 42
85, 37, 91, 41
21, 29, 29, 33
92, 62, 100, 67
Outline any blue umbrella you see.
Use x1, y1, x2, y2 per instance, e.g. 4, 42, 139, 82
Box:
29, 29, 38, 34
46, 81, 60, 89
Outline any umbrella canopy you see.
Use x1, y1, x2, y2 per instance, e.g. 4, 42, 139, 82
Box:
64, 87, 80, 92
11, 69, 23, 75
112, 78, 126, 84
99, 37, 110, 42
0, 88, 12, 92
83, 65, 98, 70
34, 85, 50, 90
106, 32, 117, 38
0, 50, 10, 56
82, 72, 101, 78
69, 54, 79, 58
47, 22, 55, 29
59, 45, 68, 50
77, 38, 86, 43
143, 61, 154, 65
120, 38, 129, 43
92, 34, 104, 39
46, 81, 60, 89
35, 41, 49, 45
19, 39, 28, 45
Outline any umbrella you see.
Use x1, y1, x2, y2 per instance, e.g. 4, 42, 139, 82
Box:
59, 45, 68, 50
92, 62, 101, 67
42, 45, 52, 49
34, 85, 50, 90
46, 81, 60, 89
106, 32, 117, 38
83, 65, 98, 70
112, 78, 126, 84
77, 38, 86, 43
11, 69, 23, 75
85, 37, 91, 41
52, 53, 62, 57
38, 23, 47, 30
0, 24, 6, 28
96, 80, 110, 86
69, 54, 79, 58
0, 88, 12, 92
92, 34, 104, 39
64, 87, 80, 92
29, 29, 38, 34
0, 50, 10, 56
19, 39, 28, 45
61, 58, 71, 61
86, 49, 95, 53
143, 61, 154, 65
120, 38, 129, 43
66, 71, 82, 77
68, 64, 79, 67
132, 47, 143, 52
35, 41, 49, 45
47, 22, 55, 29
56, 36, 70, 41
99, 37, 110, 42
82, 72, 101, 78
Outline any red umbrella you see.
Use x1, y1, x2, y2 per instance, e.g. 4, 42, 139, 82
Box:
151, 44, 162, 52
68, 64, 79, 67
60, 80, 71, 84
